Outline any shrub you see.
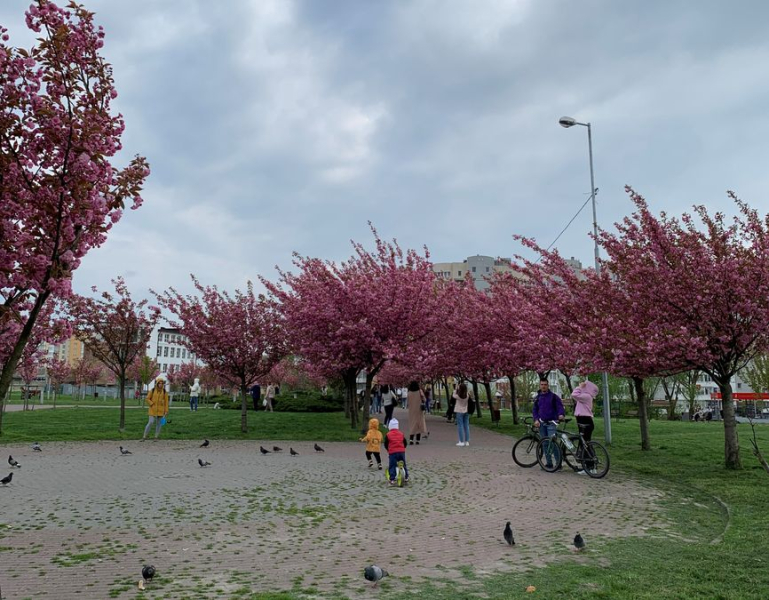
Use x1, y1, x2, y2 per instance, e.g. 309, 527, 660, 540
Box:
274, 390, 345, 413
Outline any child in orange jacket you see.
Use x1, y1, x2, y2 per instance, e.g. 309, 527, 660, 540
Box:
359, 417, 383, 470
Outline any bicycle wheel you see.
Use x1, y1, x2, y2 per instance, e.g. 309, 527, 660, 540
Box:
512, 435, 539, 468
583, 441, 610, 479
536, 437, 563, 472
396, 461, 405, 487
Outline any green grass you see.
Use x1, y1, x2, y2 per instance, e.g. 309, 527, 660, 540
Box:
0, 407, 360, 443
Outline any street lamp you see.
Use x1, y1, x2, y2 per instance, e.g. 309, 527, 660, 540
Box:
559, 115, 612, 445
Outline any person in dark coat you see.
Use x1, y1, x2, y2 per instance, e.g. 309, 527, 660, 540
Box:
249, 383, 261, 411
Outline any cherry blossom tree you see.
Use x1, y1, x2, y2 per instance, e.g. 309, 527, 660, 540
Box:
128, 354, 159, 401
69, 278, 159, 431
17, 341, 43, 410
46, 356, 71, 408
266, 227, 443, 429
155, 277, 286, 433
595, 188, 769, 468
71, 355, 102, 401
0, 1, 150, 406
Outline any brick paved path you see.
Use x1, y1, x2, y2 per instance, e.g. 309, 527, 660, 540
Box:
0, 409, 669, 599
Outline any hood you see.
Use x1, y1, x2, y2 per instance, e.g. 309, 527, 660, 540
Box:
388, 418, 399, 430
581, 381, 599, 399
368, 417, 380, 430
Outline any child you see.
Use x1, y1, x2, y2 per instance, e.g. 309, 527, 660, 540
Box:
359, 417, 383, 470
383, 418, 409, 485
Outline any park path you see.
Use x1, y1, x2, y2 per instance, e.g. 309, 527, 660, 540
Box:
0, 407, 672, 599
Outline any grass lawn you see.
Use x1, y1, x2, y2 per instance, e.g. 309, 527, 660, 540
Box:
441, 412, 769, 600
0, 406, 361, 443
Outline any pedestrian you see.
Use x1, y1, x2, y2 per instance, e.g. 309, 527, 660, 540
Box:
383, 418, 409, 485
445, 390, 455, 423
189, 377, 201, 412
264, 383, 275, 412
370, 385, 381, 414
142, 375, 169, 441
453, 382, 473, 446
533, 379, 565, 469
250, 383, 261, 412
571, 380, 598, 474
424, 386, 432, 414
382, 384, 397, 426
359, 417, 383, 470
400, 386, 408, 409
406, 380, 428, 445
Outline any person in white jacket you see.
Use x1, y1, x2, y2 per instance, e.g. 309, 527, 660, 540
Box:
189, 378, 201, 412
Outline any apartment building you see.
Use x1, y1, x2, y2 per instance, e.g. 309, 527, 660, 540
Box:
148, 326, 197, 374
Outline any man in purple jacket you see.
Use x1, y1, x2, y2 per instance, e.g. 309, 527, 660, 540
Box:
533, 379, 565, 469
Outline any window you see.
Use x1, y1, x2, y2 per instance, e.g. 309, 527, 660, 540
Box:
485, 267, 490, 272
182, 349, 187, 359
737, 382, 742, 390
162, 363, 166, 372
458, 270, 462, 276
156, 346, 162, 356
472, 267, 476, 273
164, 347, 168, 357
163, 333, 169, 342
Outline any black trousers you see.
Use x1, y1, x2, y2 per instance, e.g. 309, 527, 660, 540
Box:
384, 404, 395, 425
576, 416, 594, 442
365, 451, 381, 464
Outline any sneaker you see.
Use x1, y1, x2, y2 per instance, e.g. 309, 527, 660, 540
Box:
576, 470, 586, 475
409, 440, 414, 445
416, 441, 420, 445
378, 464, 383, 470
456, 442, 465, 446
368, 461, 374, 468
404, 478, 409, 483
389, 480, 396, 486
465, 442, 470, 447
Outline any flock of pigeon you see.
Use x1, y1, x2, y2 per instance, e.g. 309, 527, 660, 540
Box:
2, 441, 587, 590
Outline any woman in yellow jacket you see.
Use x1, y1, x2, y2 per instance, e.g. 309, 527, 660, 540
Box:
142, 375, 169, 441
359, 417, 383, 470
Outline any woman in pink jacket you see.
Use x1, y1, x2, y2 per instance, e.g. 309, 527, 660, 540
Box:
571, 380, 599, 475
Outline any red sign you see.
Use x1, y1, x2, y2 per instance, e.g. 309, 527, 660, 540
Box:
709, 392, 769, 400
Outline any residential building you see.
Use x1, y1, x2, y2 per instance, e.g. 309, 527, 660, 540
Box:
148, 326, 196, 374
433, 255, 525, 291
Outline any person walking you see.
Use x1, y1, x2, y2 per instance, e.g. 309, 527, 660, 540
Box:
453, 382, 473, 446
250, 383, 261, 412
189, 377, 201, 412
572, 380, 598, 474
533, 379, 565, 469
264, 383, 275, 412
359, 417, 383, 470
424, 386, 432, 414
382, 384, 397, 427
142, 375, 169, 441
407, 381, 428, 445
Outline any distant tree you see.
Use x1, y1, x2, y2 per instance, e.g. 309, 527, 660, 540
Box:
69, 278, 159, 431
46, 356, 71, 409
156, 277, 286, 433
128, 354, 160, 401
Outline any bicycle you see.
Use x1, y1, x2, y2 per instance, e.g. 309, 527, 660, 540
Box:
536, 420, 610, 479
386, 460, 408, 487
512, 417, 541, 468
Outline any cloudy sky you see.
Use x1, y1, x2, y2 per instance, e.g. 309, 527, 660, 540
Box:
3, 0, 769, 299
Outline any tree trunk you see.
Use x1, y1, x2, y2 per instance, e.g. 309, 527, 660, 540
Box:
667, 393, 677, 421
483, 381, 493, 417
240, 382, 249, 433
471, 380, 481, 418
360, 371, 376, 434
508, 374, 519, 425
633, 376, 651, 451
560, 370, 574, 394
341, 369, 359, 429
0, 291, 52, 435
716, 378, 742, 470
119, 374, 127, 432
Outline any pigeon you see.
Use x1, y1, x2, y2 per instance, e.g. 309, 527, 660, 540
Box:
142, 565, 156, 582
119, 446, 132, 455
289, 448, 299, 456
198, 458, 211, 468
31, 442, 42, 452
0, 473, 12, 485
200, 439, 209, 448
272, 446, 282, 452
314, 443, 325, 453
259, 446, 271, 455
8, 455, 20, 469
503, 522, 515, 546
363, 565, 389, 587
574, 532, 585, 551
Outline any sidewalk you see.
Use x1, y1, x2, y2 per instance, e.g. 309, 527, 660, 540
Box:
0, 407, 669, 598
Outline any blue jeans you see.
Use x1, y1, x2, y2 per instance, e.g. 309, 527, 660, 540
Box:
190, 396, 198, 411
539, 422, 559, 467
456, 412, 470, 443
388, 452, 408, 480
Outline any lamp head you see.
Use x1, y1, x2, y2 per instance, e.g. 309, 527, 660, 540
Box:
559, 116, 577, 128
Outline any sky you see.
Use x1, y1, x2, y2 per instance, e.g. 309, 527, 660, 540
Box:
3, 0, 769, 300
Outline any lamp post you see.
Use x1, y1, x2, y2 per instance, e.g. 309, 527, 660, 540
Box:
559, 115, 612, 445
